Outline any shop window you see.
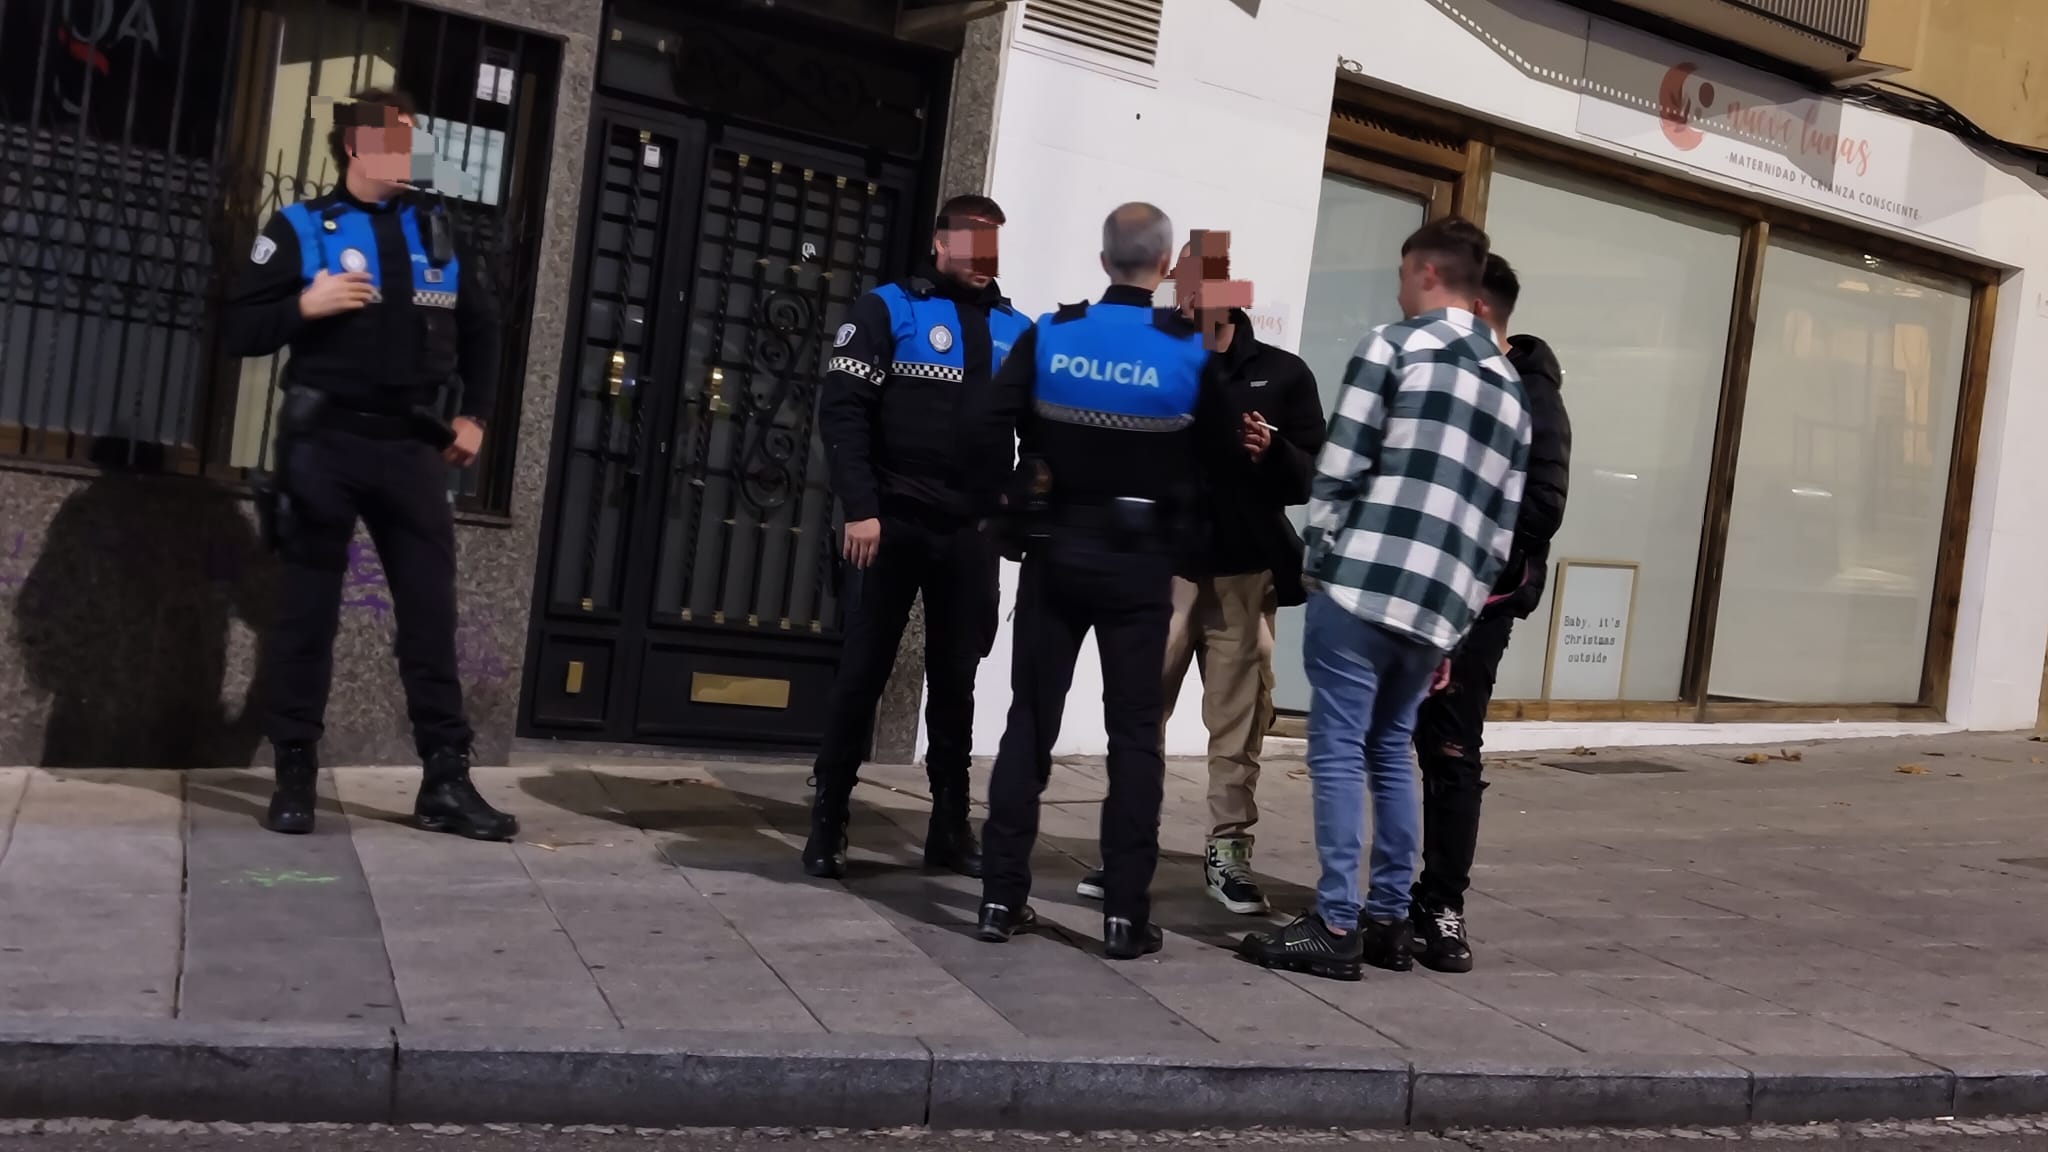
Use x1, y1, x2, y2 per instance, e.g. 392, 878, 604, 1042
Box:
1707, 241, 1970, 704
1483, 157, 1743, 702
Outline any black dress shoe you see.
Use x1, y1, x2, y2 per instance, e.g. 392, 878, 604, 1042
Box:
265, 743, 318, 835
975, 902, 1038, 943
1103, 916, 1163, 960
413, 748, 519, 842
924, 784, 983, 878
802, 787, 850, 879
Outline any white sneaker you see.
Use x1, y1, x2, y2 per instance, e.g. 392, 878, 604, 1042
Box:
1205, 837, 1268, 915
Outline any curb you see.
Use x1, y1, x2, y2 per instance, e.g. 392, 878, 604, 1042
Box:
1, 1017, 2044, 1130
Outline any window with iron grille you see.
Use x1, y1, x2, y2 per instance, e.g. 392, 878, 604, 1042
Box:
0, 0, 560, 513
1020, 0, 1165, 68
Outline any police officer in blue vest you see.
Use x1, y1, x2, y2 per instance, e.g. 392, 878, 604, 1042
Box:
222, 88, 516, 842
966, 203, 1235, 960
804, 194, 1034, 880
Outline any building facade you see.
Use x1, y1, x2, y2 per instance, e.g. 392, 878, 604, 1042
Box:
963, 0, 2048, 757
7, 0, 2047, 770
0, 0, 1000, 767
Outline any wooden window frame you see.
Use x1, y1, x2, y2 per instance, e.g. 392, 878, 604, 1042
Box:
1320, 78, 1999, 726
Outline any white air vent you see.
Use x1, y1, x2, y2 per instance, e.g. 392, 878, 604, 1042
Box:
1022, 0, 1165, 67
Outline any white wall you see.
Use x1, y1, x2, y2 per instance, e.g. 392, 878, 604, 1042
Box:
935, 0, 2048, 758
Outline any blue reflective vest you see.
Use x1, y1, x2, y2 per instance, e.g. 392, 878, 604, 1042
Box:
275, 199, 460, 312
1032, 302, 1206, 428
873, 282, 1032, 382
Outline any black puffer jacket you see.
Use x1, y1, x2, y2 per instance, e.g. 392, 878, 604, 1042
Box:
1482, 335, 1571, 621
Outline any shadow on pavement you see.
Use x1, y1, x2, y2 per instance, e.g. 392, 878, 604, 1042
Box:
511, 764, 1305, 959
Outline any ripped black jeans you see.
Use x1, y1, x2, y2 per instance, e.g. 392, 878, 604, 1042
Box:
1410, 612, 1516, 915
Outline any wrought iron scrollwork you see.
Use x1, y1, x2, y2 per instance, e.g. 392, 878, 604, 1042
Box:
735, 286, 819, 514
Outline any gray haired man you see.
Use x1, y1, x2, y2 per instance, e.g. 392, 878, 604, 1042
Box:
968, 203, 1238, 960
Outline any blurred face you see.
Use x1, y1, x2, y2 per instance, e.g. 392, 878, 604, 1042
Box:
349, 107, 415, 195
934, 219, 1000, 289
1172, 230, 1254, 353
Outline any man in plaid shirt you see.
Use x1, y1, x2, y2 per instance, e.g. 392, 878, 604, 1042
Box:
1240, 218, 1531, 981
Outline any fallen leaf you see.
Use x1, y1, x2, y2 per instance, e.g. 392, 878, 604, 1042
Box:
1774, 749, 1803, 762
1569, 746, 1595, 757
1926, 751, 1947, 758
1948, 773, 1964, 778
1735, 752, 1768, 764
2031, 757, 2043, 765
1895, 764, 1927, 775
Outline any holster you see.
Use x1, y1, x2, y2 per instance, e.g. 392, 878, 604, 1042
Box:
251, 388, 331, 553
994, 455, 1054, 563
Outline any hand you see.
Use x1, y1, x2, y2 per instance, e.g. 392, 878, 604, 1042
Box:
298, 269, 376, 319
843, 518, 881, 569
1430, 659, 1453, 695
445, 417, 484, 467
1241, 411, 1272, 462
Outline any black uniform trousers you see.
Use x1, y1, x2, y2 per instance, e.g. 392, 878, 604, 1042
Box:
264, 427, 471, 755
981, 533, 1175, 925
813, 506, 1000, 796
1410, 611, 1516, 914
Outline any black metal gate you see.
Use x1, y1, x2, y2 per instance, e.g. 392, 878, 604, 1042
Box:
523, 98, 920, 749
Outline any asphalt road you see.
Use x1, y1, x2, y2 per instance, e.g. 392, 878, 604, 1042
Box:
1, 1120, 2046, 1152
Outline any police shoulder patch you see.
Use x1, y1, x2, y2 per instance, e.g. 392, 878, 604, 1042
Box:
928, 324, 954, 353
250, 236, 277, 265
834, 323, 856, 348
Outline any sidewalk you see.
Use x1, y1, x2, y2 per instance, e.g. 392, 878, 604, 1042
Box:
0, 733, 2045, 1129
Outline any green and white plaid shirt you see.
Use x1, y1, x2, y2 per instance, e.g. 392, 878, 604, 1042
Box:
1302, 307, 1532, 654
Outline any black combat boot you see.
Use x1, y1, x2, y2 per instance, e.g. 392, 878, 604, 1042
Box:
802, 783, 851, 879
923, 782, 983, 878
413, 748, 519, 842
266, 743, 319, 835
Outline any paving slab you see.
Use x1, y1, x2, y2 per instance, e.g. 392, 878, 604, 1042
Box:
179, 770, 398, 1025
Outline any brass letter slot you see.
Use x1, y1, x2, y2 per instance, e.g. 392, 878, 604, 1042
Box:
689, 672, 790, 710
564, 661, 585, 695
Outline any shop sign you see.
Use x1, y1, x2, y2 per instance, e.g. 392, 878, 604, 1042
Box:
1542, 560, 1637, 702
1575, 18, 1984, 251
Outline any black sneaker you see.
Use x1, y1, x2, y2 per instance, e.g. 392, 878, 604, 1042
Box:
1360, 915, 1415, 973
413, 749, 519, 842
1412, 903, 1474, 974
1205, 837, 1268, 915
1237, 913, 1364, 981
1076, 869, 1105, 901
265, 743, 318, 835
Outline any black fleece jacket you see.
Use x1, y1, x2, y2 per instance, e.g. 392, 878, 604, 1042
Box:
1483, 334, 1572, 621
1180, 309, 1326, 607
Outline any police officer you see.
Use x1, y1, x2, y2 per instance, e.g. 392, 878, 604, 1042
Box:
804, 195, 1034, 879
967, 203, 1236, 960
222, 88, 516, 842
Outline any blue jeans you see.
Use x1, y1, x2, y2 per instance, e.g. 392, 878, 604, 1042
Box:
1302, 591, 1441, 930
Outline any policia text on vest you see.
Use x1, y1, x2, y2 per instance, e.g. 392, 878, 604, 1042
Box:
967, 273, 1237, 959
220, 90, 517, 844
